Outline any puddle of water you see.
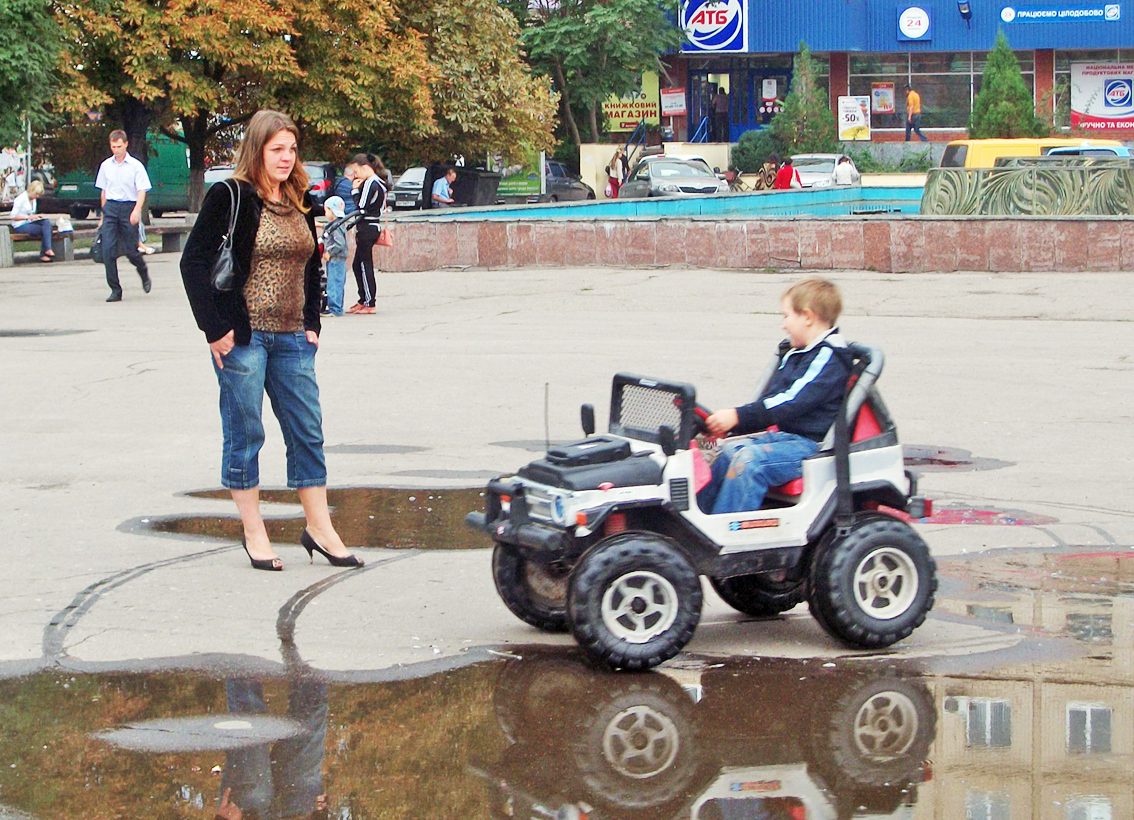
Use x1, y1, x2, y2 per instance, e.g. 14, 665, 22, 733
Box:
3, 547, 1133, 818
903, 445, 1013, 473
0, 329, 91, 338
150, 487, 487, 550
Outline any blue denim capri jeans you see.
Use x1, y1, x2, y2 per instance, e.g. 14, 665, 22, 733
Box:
213, 330, 327, 490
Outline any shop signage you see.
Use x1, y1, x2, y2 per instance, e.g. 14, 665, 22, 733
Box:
897, 6, 932, 40
1070, 63, 1134, 131
602, 71, 661, 131
838, 96, 872, 141
681, 0, 748, 53
871, 82, 896, 114
1000, 3, 1121, 22
660, 87, 688, 117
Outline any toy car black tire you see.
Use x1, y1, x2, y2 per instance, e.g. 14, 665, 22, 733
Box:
813, 675, 936, 792
492, 542, 570, 632
809, 516, 936, 648
710, 572, 805, 617
567, 532, 702, 671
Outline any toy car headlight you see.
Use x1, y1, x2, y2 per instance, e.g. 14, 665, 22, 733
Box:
552, 495, 567, 525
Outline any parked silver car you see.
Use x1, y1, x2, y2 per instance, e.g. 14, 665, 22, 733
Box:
791, 154, 860, 188
619, 157, 729, 198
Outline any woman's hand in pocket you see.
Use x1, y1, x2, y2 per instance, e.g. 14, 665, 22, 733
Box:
306, 330, 319, 349
210, 330, 235, 368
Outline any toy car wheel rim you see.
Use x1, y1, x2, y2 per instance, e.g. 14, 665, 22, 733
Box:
601, 705, 680, 779
601, 570, 679, 644
852, 546, 919, 621
853, 690, 919, 760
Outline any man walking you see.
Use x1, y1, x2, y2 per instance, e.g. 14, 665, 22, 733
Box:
96, 130, 152, 302
905, 84, 928, 142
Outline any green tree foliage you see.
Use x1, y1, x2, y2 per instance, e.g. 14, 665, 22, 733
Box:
969, 30, 1049, 138
0, 0, 60, 146
730, 42, 837, 172
376, 0, 559, 169
522, 0, 682, 143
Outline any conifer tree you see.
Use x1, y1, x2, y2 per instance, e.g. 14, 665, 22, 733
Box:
969, 30, 1049, 138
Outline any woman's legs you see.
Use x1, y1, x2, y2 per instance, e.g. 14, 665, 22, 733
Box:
12, 220, 52, 256
354, 226, 378, 308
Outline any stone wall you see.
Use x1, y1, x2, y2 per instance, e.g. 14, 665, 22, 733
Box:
377, 216, 1134, 273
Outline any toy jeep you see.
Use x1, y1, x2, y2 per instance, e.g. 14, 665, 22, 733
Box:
466, 343, 936, 670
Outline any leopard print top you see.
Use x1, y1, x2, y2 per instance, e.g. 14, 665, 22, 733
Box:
244, 199, 315, 332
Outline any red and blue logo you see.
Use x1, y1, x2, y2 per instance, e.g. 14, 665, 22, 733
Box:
681, 0, 747, 52
1104, 79, 1133, 108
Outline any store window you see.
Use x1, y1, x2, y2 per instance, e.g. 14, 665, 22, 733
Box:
849, 51, 1034, 129
1054, 49, 1134, 129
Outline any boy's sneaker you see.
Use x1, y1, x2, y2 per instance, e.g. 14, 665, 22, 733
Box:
346, 303, 365, 314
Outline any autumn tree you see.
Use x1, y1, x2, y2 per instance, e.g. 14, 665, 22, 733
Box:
0, 0, 61, 147
521, 0, 681, 144
367, 0, 558, 168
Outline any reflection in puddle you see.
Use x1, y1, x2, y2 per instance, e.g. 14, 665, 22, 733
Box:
149, 487, 488, 550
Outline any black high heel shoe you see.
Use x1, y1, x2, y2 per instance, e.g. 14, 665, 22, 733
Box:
301, 529, 364, 568
242, 537, 283, 571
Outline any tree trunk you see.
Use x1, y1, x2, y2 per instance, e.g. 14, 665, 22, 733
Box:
552, 60, 581, 146
587, 104, 600, 142
180, 113, 210, 213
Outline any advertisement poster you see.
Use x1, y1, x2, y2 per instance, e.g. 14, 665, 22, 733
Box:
837, 96, 871, 141
602, 71, 661, 131
871, 82, 896, 114
494, 150, 544, 197
1070, 62, 1134, 132
660, 87, 688, 117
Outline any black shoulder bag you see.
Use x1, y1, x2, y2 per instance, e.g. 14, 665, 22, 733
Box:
210, 179, 240, 293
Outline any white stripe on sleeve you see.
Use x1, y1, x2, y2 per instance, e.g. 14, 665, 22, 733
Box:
763, 346, 833, 410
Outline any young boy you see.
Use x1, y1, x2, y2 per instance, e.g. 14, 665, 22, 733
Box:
697, 277, 852, 515
320, 196, 351, 316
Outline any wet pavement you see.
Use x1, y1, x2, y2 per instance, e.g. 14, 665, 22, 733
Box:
4, 259, 1134, 818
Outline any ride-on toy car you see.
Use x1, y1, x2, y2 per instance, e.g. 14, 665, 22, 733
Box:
466, 343, 936, 670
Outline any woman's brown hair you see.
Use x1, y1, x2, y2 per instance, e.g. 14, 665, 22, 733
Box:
233, 110, 310, 212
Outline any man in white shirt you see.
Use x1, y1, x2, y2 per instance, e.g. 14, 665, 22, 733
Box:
96, 130, 152, 302
430, 167, 456, 207
833, 156, 859, 186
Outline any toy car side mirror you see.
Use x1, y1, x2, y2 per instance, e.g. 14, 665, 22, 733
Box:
581, 403, 595, 437
659, 425, 677, 457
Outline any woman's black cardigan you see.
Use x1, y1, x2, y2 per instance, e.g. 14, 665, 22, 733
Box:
181, 180, 322, 345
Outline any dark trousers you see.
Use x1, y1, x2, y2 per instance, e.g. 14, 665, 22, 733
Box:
905, 114, 928, 142
352, 223, 378, 307
101, 200, 148, 294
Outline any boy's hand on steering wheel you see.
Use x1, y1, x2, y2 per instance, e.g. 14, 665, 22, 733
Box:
705, 408, 739, 438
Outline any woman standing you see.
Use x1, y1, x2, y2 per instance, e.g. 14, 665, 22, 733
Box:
607, 147, 625, 199
347, 154, 388, 315
9, 180, 54, 262
181, 109, 363, 571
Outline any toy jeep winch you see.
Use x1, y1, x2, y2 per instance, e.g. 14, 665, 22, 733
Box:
466, 343, 936, 670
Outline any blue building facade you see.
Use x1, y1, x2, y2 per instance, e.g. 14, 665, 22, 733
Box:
672, 0, 1134, 141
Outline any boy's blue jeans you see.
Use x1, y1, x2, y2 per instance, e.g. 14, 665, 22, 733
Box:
213, 330, 327, 490
697, 431, 819, 514
325, 258, 347, 315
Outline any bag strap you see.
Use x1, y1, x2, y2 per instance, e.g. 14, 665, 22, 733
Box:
221, 179, 240, 249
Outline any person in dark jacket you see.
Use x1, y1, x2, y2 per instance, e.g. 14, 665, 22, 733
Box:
181, 109, 363, 572
697, 277, 852, 514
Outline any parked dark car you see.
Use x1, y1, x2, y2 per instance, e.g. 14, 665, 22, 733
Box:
543, 160, 595, 202
390, 166, 427, 210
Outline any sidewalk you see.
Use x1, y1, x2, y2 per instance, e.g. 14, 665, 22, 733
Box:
2, 254, 1132, 679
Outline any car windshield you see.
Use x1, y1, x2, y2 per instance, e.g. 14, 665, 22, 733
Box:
794, 158, 835, 173
652, 162, 714, 178
397, 167, 426, 186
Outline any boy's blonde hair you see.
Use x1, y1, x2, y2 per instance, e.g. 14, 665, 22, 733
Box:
783, 277, 842, 326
